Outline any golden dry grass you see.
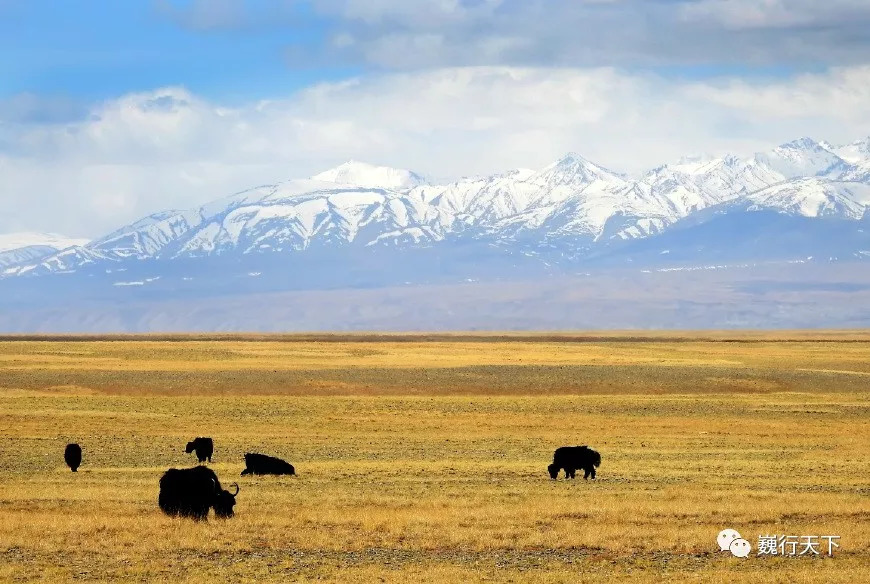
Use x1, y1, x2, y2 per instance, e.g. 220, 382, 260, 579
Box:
0, 334, 868, 582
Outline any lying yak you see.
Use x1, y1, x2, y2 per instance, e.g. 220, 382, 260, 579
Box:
240, 453, 296, 476
185, 437, 214, 463
64, 443, 82, 472
548, 445, 601, 480
158, 466, 239, 520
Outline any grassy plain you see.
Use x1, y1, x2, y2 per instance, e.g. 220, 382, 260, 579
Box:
0, 333, 868, 582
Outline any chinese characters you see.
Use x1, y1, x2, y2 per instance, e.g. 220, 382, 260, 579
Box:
757, 535, 840, 556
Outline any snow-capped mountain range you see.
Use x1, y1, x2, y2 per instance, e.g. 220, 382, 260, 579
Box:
0, 233, 90, 270
3, 137, 870, 282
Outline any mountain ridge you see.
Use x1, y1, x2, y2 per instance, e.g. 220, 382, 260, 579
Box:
4, 136, 870, 280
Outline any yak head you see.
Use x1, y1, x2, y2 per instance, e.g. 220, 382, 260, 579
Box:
547, 463, 559, 479
212, 481, 239, 518
185, 441, 196, 454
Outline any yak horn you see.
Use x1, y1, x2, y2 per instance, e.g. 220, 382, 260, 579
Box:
230, 482, 240, 496
211, 478, 218, 492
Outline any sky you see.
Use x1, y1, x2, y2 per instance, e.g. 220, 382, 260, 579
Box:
2, 0, 870, 237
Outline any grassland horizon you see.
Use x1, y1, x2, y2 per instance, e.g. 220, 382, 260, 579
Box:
2, 328, 870, 342
1, 332, 868, 582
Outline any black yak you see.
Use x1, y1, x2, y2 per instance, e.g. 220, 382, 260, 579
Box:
240, 452, 296, 476
548, 445, 600, 480
64, 443, 82, 472
158, 466, 239, 520
185, 437, 214, 463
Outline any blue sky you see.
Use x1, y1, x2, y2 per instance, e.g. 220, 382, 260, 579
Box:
0, 1, 355, 105
1, 0, 870, 236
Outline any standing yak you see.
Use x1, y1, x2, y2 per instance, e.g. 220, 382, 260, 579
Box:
158, 466, 239, 520
64, 443, 82, 472
240, 453, 296, 476
185, 437, 214, 463
548, 445, 601, 480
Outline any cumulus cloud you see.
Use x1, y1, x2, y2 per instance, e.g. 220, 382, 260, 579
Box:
3, 65, 870, 236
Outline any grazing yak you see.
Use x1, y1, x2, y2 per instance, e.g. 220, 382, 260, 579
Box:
64, 443, 82, 472
158, 466, 239, 520
548, 445, 601, 480
240, 453, 296, 476
185, 437, 214, 463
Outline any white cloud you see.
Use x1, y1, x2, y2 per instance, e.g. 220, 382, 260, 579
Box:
684, 66, 870, 120
680, 0, 870, 29
2, 65, 870, 236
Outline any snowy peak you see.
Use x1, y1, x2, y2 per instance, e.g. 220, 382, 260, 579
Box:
89, 209, 204, 259
671, 153, 717, 170
0, 232, 89, 253
756, 137, 848, 179
311, 161, 425, 189
530, 153, 625, 188
835, 137, 870, 164
652, 154, 739, 177
782, 136, 825, 151
639, 152, 784, 219
500, 168, 537, 181
740, 179, 870, 219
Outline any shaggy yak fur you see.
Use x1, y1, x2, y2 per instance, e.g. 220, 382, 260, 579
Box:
240, 453, 296, 476
185, 437, 214, 463
158, 466, 238, 520
548, 446, 601, 480
64, 443, 82, 472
